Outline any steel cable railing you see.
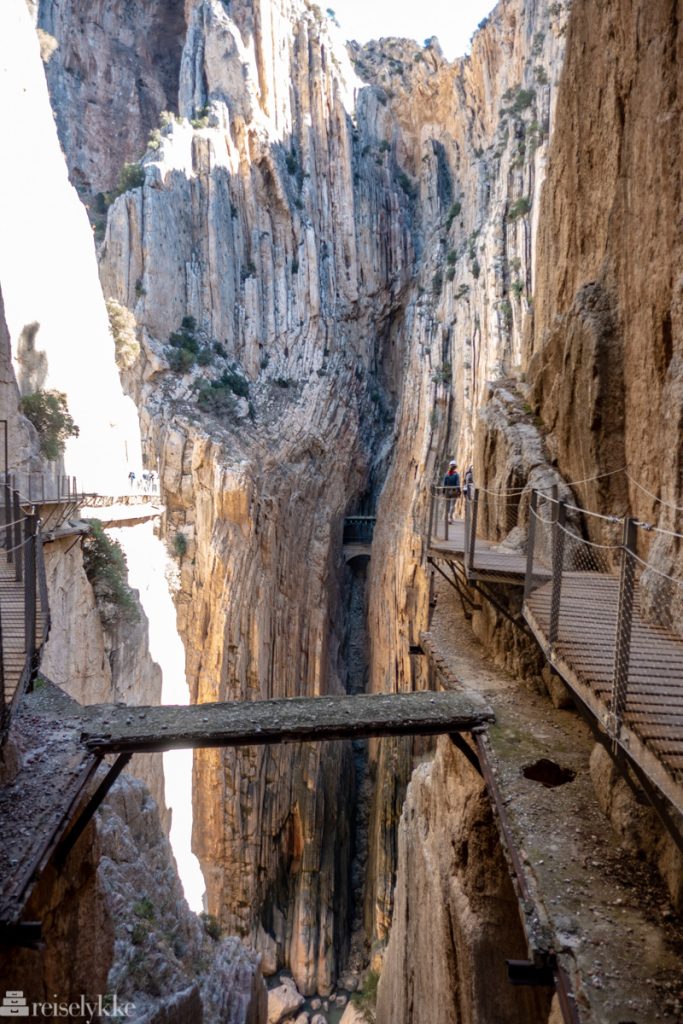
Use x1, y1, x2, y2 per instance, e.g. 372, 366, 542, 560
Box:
524, 490, 683, 775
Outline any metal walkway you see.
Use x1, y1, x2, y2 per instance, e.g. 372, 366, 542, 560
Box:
427, 482, 683, 820
524, 493, 683, 818
427, 489, 543, 585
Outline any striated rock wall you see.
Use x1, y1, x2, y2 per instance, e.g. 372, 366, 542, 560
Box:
93, 0, 569, 989
37, 0, 186, 194
359, 0, 569, 946
95, 0, 417, 994
375, 739, 552, 1024
528, 0, 683, 525
40, 534, 168, 822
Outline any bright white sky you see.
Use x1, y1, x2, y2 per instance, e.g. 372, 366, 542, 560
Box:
329, 0, 498, 60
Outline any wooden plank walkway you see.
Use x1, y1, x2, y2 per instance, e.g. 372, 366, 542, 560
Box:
0, 559, 45, 708
81, 691, 495, 754
525, 573, 683, 816
428, 518, 537, 584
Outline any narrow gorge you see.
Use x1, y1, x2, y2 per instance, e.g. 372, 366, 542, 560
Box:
0, 0, 681, 1022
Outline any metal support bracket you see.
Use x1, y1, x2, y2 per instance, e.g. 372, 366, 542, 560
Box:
54, 753, 132, 867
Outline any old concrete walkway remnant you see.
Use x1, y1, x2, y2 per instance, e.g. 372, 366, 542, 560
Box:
81, 690, 495, 754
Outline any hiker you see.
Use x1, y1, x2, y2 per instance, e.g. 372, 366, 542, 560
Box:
128, 469, 136, 491
464, 465, 474, 497
443, 460, 461, 522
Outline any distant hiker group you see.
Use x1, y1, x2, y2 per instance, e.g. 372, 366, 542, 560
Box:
128, 469, 158, 494
442, 460, 473, 522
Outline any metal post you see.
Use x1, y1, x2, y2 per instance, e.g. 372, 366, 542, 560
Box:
549, 497, 566, 646
524, 490, 538, 602
24, 514, 36, 665
0, 606, 5, 716
54, 753, 133, 866
443, 487, 450, 541
3, 476, 11, 561
428, 486, 436, 549
41, 474, 45, 503
467, 488, 479, 573
13, 486, 22, 583
611, 517, 637, 737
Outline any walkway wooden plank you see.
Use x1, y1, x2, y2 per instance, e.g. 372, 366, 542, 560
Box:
0, 557, 46, 707
81, 691, 495, 754
428, 517, 547, 584
525, 575, 683, 814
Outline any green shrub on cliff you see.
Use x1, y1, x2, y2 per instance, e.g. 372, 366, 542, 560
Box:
508, 196, 532, 220
106, 163, 145, 206
82, 520, 139, 625
20, 389, 79, 461
351, 969, 379, 1021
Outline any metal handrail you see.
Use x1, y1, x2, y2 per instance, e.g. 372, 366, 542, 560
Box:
0, 474, 52, 741
36, 530, 51, 645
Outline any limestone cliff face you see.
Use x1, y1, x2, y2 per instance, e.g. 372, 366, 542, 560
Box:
97, 0, 412, 995
38, 0, 570, 996
40, 535, 168, 819
376, 739, 551, 1024
37, 0, 186, 194
528, 0, 683, 529
358, 0, 568, 945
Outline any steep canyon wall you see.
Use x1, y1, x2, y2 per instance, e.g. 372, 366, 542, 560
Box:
39, 0, 678, 1008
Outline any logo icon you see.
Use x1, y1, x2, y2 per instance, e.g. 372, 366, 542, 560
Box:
0, 992, 29, 1017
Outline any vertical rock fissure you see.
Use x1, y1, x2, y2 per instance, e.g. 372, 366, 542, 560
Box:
341, 557, 372, 979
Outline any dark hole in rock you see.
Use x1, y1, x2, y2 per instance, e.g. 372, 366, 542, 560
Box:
522, 758, 576, 788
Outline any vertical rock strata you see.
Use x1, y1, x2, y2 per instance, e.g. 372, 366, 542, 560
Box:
529, 0, 683, 527
375, 739, 551, 1024
99, 0, 415, 993
1, 774, 266, 1023
39, 0, 575, 999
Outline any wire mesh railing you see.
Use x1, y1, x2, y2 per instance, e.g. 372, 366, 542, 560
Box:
0, 479, 51, 741
1, 471, 79, 505
427, 481, 530, 579
524, 489, 683, 775
343, 516, 376, 545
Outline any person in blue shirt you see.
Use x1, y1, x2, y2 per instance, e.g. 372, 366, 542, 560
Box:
443, 461, 461, 522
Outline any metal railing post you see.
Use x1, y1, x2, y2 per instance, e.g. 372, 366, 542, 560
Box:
467, 487, 479, 572
464, 487, 471, 563
0, 607, 5, 717
24, 514, 36, 667
611, 517, 637, 738
36, 525, 50, 643
549, 495, 566, 647
428, 486, 436, 548
524, 490, 538, 602
13, 485, 22, 583
4, 475, 12, 561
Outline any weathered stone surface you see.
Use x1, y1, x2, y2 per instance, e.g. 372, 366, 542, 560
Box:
589, 743, 683, 910
100, 774, 267, 1023
267, 977, 304, 1023
375, 738, 553, 1024
339, 1006, 365, 1024
41, 533, 168, 823
529, 0, 683, 527
37, 0, 186, 193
